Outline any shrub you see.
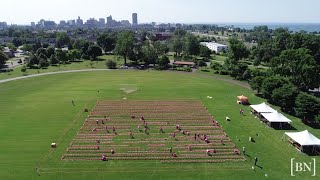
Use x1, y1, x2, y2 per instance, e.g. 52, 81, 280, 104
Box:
21, 65, 27, 73
210, 62, 223, 71
106, 60, 117, 69
183, 66, 192, 72
81, 54, 90, 60
197, 60, 207, 67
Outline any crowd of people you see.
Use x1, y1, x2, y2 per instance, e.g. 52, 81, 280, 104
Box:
96, 113, 246, 162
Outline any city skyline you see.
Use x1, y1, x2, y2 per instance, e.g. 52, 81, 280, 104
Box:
1, 0, 320, 25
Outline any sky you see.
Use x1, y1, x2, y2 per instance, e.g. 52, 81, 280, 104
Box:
1, 0, 320, 25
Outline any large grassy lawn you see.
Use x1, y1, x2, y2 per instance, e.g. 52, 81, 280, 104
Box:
0, 55, 122, 80
0, 70, 319, 179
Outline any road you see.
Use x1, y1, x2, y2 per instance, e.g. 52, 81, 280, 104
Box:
4, 55, 27, 69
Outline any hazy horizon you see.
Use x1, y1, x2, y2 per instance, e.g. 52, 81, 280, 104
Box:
1, 0, 320, 25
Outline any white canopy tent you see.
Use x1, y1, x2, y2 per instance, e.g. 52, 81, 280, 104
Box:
285, 130, 320, 146
261, 111, 292, 123
250, 102, 276, 113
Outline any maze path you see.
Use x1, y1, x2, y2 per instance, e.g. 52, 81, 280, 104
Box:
62, 100, 244, 163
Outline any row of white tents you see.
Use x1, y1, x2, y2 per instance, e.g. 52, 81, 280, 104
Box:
250, 102, 292, 123
250, 102, 320, 154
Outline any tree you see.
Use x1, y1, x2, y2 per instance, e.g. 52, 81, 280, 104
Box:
49, 55, 59, 65
21, 44, 33, 52
199, 46, 211, 58
0, 50, 9, 68
7, 43, 17, 51
73, 39, 88, 51
142, 43, 159, 64
36, 48, 48, 58
294, 92, 320, 121
114, 31, 135, 65
184, 34, 200, 56
97, 32, 116, 52
46, 47, 55, 58
157, 55, 170, 69
21, 65, 27, 73
32, 41, 42, 53
271, 48, 320, 91
55, 49, 68, 63
210, 62, 223, 71
261, 76, 289, 99
87, 44, 102, 60
39, 58, 49, 68
249, 76, 265, 94
12, 37, 23, 47
26, 54, 39, 68
228, 38, 249, 64
229, 63, 248, 80
56, 32, 71, 48
67, 49, 81, 60
153, 41, 168, 55
174, 29, 187, 37
38, 53, 47, 60
271, 83, 299, 112
197, 60, 207, 67
242, 69, 252, 80
106, 60, 117, 69
172, 36, 184, 56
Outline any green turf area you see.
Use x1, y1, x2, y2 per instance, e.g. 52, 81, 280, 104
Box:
0, 55, 122, 80
0, 70, 319, 179
211, 55, 227, 64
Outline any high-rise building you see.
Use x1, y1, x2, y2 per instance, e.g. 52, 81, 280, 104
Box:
30, 22, 36, 27
132, 13, 138, 26
76, 16, 83, 25
99, 18, 106, 25
120, 20, 131, 27
0, 22, 7, 28
86, 18, 99, 28
107, 16, 112, 26
67, 20, 76, 26
59, 20, 67, 26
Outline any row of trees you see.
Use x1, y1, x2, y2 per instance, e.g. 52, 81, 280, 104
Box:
245, 29, 320, 124
26, 41, 103, 68
209, 28, 320, 124
170, 29, 212, 59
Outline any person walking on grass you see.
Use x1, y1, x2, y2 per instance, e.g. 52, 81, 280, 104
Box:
254, 157, 258, 166
242, 147, 246, 155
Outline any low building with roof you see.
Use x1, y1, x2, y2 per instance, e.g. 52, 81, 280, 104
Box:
200, 42, 228, 53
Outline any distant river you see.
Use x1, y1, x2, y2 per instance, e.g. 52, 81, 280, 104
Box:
216, 23, 320, 32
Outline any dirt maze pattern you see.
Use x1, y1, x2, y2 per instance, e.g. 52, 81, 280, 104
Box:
62, 101, 245, 163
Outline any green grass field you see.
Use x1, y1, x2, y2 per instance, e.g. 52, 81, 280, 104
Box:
0, 70, 319, 179
0, 55, 121, 80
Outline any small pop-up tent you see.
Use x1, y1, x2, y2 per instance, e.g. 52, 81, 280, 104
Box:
237, 95, 249, 104
250, 102, 276, 113
284, 130, 320, 154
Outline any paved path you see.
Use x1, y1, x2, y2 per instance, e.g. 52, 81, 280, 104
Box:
0, 69, 111, 84
0, 68, 251, 90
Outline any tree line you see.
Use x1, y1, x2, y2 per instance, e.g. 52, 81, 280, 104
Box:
210, 27, 320, 124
